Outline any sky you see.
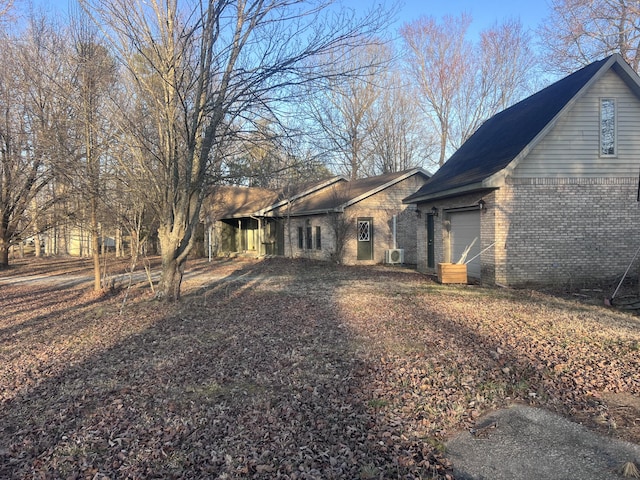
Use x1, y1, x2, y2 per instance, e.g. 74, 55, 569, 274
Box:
26, 0, 553, 62
343, 0, 551, 40
394, 0, 549, 27
29, 0, 551, 37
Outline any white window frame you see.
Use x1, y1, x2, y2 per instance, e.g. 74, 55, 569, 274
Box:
600, 97, 617, 157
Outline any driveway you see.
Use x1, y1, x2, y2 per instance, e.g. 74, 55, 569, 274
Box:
447, 405, 640, 480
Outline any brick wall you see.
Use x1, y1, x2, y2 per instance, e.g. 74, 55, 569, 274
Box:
415, 192, 488, 275
340, 175, 424, 265
283, 175, 424, 265
283, 214, 334, 262
417, 178, 640, 287
497, 177, 640, 286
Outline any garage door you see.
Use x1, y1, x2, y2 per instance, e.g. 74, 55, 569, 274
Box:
449, 210, 481, 278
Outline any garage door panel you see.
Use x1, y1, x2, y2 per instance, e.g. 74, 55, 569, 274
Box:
450, 210, 481, 278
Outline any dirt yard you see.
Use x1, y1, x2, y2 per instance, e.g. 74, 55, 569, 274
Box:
1, 256, 639, 479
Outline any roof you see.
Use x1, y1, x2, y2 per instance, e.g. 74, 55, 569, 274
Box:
207, 169, 430, 220
268, 168, 429, 216
205, 176, 346, 219
404, 54, 640, 203
205, 185, 280, 219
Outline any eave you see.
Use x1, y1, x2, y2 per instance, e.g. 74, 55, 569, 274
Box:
404, 182, 489, 204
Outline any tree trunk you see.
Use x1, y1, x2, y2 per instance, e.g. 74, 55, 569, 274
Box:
156, 215, 194, 302
0, 233, 8, 269
32, 198, 41, 257
115, 226, 122, 257
91, 198, 101, 292
157, 238, 186, 302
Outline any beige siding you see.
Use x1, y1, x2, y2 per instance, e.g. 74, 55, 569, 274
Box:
513, 70, 640, 178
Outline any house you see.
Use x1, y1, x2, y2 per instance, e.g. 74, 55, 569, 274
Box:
203, 168, 430, 264
404, 54, 640, 287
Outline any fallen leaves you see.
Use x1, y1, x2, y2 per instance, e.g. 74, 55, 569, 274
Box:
0, 257, 639, 479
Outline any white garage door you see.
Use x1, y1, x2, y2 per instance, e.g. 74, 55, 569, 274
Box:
449, 210, 481, 278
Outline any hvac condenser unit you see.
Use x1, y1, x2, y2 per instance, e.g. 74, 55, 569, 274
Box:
385, 248, 404, 264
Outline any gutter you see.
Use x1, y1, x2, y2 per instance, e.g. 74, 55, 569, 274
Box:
403, 182, 487, 204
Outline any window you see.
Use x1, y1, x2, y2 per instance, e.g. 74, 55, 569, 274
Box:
315, 226, 321, 250
358, 220, 370, 241
600, 98, 616, 156
298, 226, 304, 249
306, 224, 313, 250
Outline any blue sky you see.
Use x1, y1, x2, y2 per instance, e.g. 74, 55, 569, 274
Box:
28, 0, 552, 42
394, 0, 549, 27
344, 0, 550, 39
31, 0, 550, 26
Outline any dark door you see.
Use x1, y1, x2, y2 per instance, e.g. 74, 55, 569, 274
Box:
427, 214, 435, 269
357, 217, 373, 260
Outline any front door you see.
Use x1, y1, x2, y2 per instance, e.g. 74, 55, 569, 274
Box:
357, 217, 373, 260
427, 214, 435, 269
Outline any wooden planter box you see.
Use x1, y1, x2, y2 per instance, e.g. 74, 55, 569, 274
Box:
437, 263, 467, 284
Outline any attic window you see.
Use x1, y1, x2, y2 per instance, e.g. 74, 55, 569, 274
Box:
600, 98, 616, 156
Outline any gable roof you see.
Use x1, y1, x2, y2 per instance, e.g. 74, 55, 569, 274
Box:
268, 168, 430, 216
206, 176, 344, 219
206, 185, 279, 219
404, 54, 640, 203
207, 168, 430, 220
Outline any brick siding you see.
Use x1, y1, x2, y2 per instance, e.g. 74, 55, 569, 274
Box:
284, 175, 424, 265
417, 177, 640, 287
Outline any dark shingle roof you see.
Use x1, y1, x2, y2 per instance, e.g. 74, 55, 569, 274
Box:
404, 55, 617, 202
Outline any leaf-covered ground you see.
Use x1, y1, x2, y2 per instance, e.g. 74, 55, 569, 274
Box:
1, 256, 639, 479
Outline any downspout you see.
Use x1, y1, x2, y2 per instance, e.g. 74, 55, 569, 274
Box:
208, 225, 212, 262
392, 214, 397, 250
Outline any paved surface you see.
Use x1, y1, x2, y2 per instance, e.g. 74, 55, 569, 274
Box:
446, 405, 640, 480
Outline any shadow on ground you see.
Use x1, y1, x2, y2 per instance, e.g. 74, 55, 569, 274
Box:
0, 258, 447, 479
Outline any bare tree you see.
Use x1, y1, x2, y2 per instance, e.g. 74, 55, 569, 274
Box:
0, 0, 13, 23
224, 120, 331, 188
65, 10, 117, 291
304, 41, 387, 179
401, 14, 536, 166
366, 68, 437, 174
539, 0, 640, 73
400, 14, 471, 167
0, 17, 60, 267
81, 0, 388, 300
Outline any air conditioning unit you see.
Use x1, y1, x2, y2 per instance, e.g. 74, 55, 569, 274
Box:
385, 248, 404, 264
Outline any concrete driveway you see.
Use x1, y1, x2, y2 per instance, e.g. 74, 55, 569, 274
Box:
447, 405, 640, 480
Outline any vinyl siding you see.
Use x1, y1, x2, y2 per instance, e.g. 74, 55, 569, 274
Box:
513, 70, 640, 178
